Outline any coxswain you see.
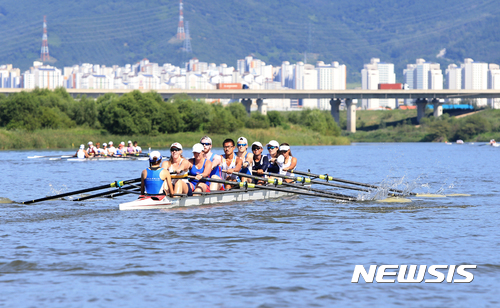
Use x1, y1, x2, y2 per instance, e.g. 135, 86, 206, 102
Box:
133, 141, 142, 154
174, 143, 212, 196
251, 142, 269, 185
200, 136, 223, 191
126, 140, 136, 155
160, 142, 189, 196
87, 141, 97, 157
266, 140, 280, 175
276, 143, 297, 182
219, 138, 243, 190
235, 137, 253, 182
140, 151, 174, 197
74, 144, 89, 159
107, 141, 116, 156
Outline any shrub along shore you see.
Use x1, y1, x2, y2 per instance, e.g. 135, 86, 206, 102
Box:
0, 88, 498, 150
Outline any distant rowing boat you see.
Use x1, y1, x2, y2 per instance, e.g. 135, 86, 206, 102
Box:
66, 156, 150, 162
119, 185, 311, 211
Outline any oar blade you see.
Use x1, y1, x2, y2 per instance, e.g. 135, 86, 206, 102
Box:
376, 197, 412, 203
415, 194, 447, 198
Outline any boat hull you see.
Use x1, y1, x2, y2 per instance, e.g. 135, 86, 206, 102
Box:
119, 187, 301, 211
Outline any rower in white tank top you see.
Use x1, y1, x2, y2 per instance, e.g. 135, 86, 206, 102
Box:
168, 158, 187, 185
221, 154, 239, 181
278, 155, 294, 175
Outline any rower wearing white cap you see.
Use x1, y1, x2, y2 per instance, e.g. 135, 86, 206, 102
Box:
102, 143, 108, 156
126, 140, 136, 155
276, 143, 297, 182
266, 140, 280, 174
161, 142, 190, 195
235, 136, 253, 182
74, 144, 89, 159
251, 141, 269, 184
174, 143, 212, 196
140, 151, 174, 197
87, 141, 97, 157
200, 136, 223, 191
107, 141, 116, 156
115, 141, 126, 157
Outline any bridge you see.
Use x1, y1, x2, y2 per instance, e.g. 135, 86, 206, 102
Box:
2, 88, 499, 133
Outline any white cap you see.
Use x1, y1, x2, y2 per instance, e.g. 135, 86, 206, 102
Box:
103, 143, 107, 147
88, 141, 93, 145
251, 141, 263, 148
128, 140, 132, 144
192, 143, 204, 153
120, 141, 125, 146
267, 140, 279, 147
80, 144, 85, 149
279, 145, 290, 151
149, 151, 162, 162
170, 142, 183, 150
237, 137, 248, 145
200, 136, 212, 144
109, 141, 113, 145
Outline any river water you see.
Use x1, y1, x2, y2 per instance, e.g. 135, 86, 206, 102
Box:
0, 143, 498, 307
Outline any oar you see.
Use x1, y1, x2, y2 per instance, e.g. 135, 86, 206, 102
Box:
261, 171, 372, 193
232, 172, 357, 201
28, 155, 72, 159
192, 176, 352, 201
21, 178, 141, 204
290, 170, 413, 195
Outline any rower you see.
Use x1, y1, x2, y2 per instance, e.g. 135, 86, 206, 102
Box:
174, 143, 212, 196
235, 137, 253, 183
74, 144, 89, 158
107, 141, 116, 156
140, 151, 174, 197
200, 136, 223, 191
276, 143, 297, 182
220, 138, 243, 190
161, 142, 189, 195
102, 143, 108, 156
87, 141, 97, 157
266, 140, 280, 175
126, 140, 136, 155
94, 142, 102, 157
251, 142, 269, 185
115, 142, 126, 156
133, 141, 142, 154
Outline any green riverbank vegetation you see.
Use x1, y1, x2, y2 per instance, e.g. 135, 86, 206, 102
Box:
0, 89, 348, 150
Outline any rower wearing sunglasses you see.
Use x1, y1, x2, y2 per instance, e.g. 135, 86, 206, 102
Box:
277, 143, 297, 182
251, 142, 269, 185
200, 136, 223, 191
161, 142, 189, 195
235, 137, 253, 182
266, 140, 280, 175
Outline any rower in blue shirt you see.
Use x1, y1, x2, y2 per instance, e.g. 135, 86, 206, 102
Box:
140, 151, 174, 197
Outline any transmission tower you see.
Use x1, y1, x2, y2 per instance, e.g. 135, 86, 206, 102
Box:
40, 16, 50, 61
176, 0, 185, 40
184, 21, 192, 53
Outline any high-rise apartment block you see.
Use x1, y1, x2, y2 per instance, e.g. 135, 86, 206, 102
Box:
362, 58, 396, 109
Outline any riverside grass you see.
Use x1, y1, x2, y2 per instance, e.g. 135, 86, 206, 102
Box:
0, 125, 350, 150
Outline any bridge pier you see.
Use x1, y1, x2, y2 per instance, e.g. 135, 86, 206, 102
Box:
416, 98, 428, 124
241, 98, 252, 115
256, 98, 267, 115
346, 98, 356, 133
329, 98, 341, 125
432, 98, 443, 118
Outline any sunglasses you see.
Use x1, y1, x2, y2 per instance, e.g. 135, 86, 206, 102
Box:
267, 146, 277, 150
237, 143, 247, 147
252, 146, 262, 151
201, 143, 211, 146
170, 148, 181, 152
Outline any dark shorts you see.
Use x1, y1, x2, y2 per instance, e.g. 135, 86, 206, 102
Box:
187, 183, 193, 196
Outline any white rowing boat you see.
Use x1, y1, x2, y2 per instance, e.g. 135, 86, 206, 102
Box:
119, 186, 307, 211
65, 156, 149, 161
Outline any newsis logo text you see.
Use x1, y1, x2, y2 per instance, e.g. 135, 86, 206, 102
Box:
351, 265, 477, 283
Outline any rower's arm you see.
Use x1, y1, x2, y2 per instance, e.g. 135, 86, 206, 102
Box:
140, 169, 147, 194
202, 160, 213, 178
284, 157, 297, 171
233, 157, 243, 173
161, 170, 174, 197
180, 159, 190, 172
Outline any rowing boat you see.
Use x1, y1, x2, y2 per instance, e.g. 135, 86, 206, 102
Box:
65, 156, 149, 162
119, 185, 310, 211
